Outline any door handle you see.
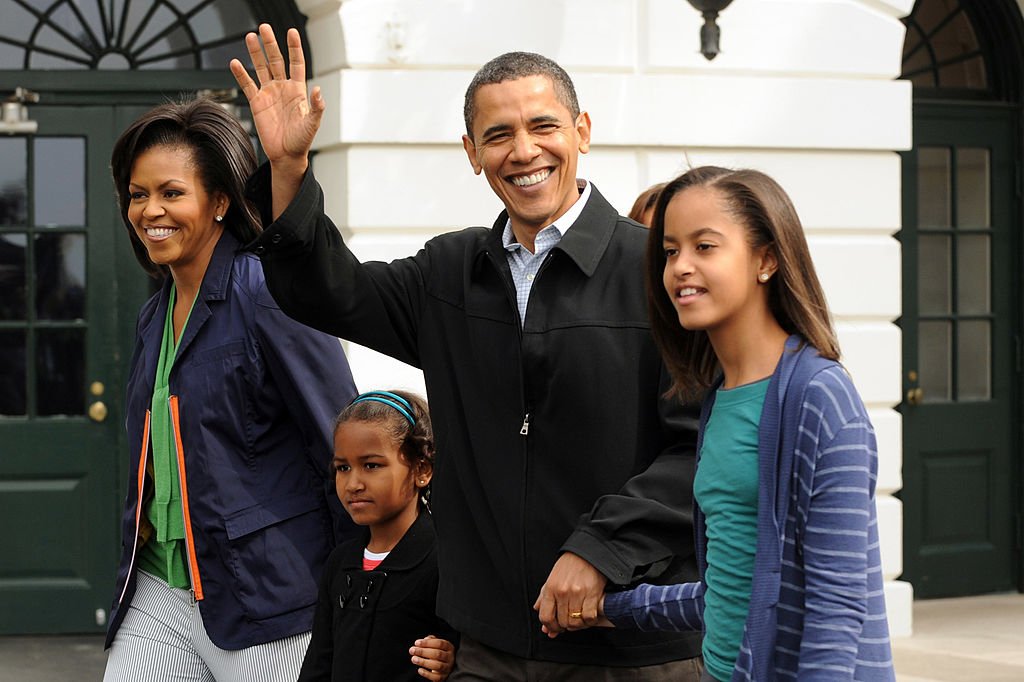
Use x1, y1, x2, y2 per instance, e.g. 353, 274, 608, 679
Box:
906, 387, 923, 405
88, 401, 108, 422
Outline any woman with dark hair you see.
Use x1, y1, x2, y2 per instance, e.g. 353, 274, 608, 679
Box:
627, 182, 665, 227
103, 98, 358, 681
562, 167, 895, 681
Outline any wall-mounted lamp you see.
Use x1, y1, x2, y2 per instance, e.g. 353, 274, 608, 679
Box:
1, 87, 39, 135
197, 88, 252, 132
685, 1, 735, 61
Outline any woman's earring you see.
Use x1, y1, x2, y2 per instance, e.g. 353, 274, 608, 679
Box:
759, 272, 770, 282
214, 214, 224, 223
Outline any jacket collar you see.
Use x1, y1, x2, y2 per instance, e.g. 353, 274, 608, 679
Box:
341, 511, 436, 572
475, 183, 619, 279
137, 230, 240, 373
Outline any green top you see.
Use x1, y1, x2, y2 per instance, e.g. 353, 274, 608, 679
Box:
694, 377, 769, 682
137, 286, 196, 589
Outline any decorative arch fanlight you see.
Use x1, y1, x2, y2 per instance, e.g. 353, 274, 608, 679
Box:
0, 0, 308, 72
900, 0, 1024, 104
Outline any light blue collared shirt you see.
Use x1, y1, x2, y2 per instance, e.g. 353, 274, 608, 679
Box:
502, 179, 592, 323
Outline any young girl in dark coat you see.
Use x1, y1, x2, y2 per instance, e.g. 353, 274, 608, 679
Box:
298, 390, 457, 682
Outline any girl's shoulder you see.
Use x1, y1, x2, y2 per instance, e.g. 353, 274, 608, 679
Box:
791, 358, 871, 435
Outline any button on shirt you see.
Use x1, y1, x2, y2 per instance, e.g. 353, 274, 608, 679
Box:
502, 179, 592, 323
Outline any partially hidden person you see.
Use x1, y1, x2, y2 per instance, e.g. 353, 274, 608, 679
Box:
628, 182, 666, 227
299, 389, 458, 682
230, 25, 703, 681
103, 98, 358, 682
580, 167, 896, 681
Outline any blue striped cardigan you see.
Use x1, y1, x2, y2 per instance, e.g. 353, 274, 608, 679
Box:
604, 337, 895, 680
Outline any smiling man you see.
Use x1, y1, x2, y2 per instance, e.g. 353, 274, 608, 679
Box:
233, 26, 702, 681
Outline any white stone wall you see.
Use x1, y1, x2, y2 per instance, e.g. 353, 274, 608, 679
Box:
296, 0, 914, 636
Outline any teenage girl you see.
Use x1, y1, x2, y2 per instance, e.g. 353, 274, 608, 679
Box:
299, 390, 457, 682
586, 167, 895, 680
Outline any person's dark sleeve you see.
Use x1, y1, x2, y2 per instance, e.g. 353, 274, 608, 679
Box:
246, 162, 428, 367
253, 286, 358, 542
560, 367, 699, 585
297, 552, 338, 682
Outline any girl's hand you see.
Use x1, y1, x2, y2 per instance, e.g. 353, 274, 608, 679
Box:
230, 24, 323, 174
409, 635, 455, 681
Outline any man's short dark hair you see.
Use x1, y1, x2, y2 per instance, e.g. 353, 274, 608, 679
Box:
463, 51, 580, 138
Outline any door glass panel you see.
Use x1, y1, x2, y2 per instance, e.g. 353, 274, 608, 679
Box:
0, 329, 27, 415
0, 233, 28, 320
957, 320, 990, 401
0, 138, 28, 226
34, 138, 86, 227
919, 320, 951, 402
957, 235, 990, 315
956, 148, 990, 228
36, 329, 85, 416
918, 147, 951, 229
919, 234, 951, 314
35, 233, 86, 320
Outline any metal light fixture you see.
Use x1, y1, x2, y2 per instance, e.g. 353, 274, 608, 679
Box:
1, 87, 39, 135
685, 1, 735, 61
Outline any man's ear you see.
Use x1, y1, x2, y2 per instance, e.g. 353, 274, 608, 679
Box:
462, 135, 483, 175
576, 111, 592, 155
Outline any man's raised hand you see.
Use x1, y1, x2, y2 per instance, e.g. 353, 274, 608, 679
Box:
229, 24, 323, 173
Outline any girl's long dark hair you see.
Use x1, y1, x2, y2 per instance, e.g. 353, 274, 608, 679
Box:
110, 98, 261, 278
646, 166, 839, 400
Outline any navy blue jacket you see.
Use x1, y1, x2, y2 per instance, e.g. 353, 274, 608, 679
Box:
106, 230, 358, 650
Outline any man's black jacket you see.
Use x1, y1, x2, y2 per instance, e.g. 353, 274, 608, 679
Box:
248, 166, 702, 666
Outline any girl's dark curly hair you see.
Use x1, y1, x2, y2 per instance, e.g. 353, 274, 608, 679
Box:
333, 390, 434, 510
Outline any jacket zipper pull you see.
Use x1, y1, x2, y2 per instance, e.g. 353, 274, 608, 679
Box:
520, 413, 530, 436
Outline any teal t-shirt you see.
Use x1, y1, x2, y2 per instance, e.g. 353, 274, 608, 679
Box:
694, 377, 769, 682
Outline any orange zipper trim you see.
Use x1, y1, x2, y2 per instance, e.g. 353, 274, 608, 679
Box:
118, 409, 151, 605
169, 395, 204, 601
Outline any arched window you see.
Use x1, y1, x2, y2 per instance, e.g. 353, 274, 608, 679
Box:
902, 0, 1024, 100
0, 0, 306, 71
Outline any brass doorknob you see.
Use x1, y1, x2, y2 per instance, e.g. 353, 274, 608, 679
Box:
88, 401, 108, 422
905, 387, 923, 405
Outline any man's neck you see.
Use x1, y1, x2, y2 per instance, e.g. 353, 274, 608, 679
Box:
507, 180, 590, 253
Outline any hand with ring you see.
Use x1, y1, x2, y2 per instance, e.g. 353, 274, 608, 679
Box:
533, 552, 607, 637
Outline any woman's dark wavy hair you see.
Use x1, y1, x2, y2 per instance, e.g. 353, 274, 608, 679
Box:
646, 166, 839, 401
110, 98, 261, 278
333, 390, 435, 510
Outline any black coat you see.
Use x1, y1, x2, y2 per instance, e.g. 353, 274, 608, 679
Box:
248, 167, 702, 666
298, 512, 456, 682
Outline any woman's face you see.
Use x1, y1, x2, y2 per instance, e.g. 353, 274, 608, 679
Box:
127, 144, 227, 277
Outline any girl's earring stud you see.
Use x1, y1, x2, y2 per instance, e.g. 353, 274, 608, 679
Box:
759, 272, 770, 282
215, 214, 224, 222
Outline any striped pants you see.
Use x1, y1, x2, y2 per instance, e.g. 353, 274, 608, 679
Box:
103, 571, 310, 682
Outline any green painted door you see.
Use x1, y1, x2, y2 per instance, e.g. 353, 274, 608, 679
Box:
899, 103, 1019, 598
0, 105, 149, 633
